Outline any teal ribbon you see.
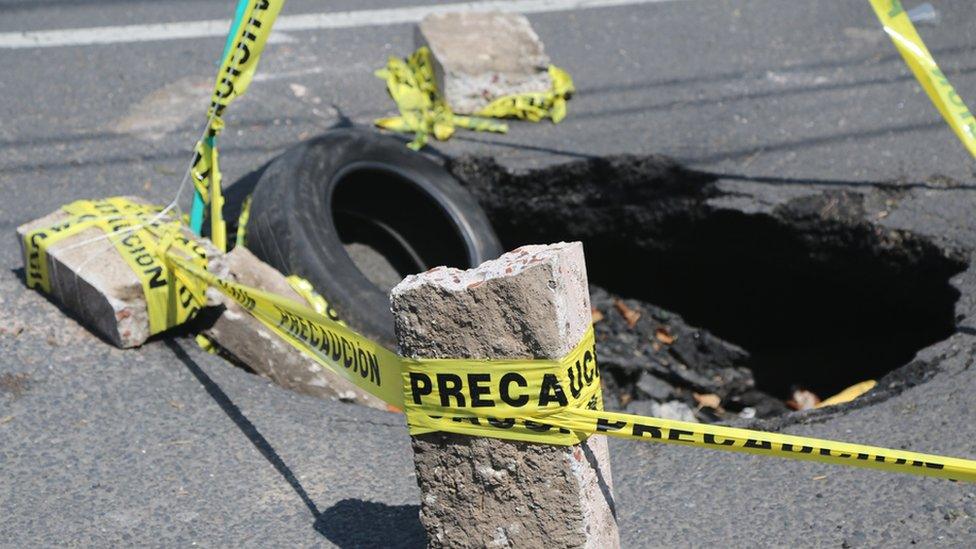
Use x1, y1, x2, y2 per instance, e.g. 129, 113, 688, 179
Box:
191, 0, 249, 235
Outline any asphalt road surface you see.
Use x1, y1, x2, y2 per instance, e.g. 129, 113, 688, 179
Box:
3, 0, 976, 546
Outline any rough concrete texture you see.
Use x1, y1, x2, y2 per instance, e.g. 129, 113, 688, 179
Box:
391, 242, 619, 548
415, 11, 552, 115
204, 246, 387, 410
15, 200, 224, 348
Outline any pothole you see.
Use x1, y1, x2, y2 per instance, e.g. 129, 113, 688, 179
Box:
449, 154, 968, 421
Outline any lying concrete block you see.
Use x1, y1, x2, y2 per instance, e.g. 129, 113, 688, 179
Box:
204, 246, 388, 410
415, 11, 552, 114
391, 242, 620, 548
16, 199, 225, 348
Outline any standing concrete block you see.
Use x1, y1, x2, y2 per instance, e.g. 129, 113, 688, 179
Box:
16, 199, 225, 348
204, 246, 387, 410
415, 11, 552, 115
391, 242, 619, 548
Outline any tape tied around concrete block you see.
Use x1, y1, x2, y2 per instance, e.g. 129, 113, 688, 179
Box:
21, 197, 976, 483
374, 46, 574, 150
22, 197, 211, 337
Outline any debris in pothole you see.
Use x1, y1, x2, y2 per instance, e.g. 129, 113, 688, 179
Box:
452, 154, 967, 419
591, 307, 605, 324
786, 388, 822, 411
626, 399, 699, 423
635, 370, 674, 401
655, 327, 675, 345
591, 285, 786, 420
817, 379, 877, 408
693, 392, 722, 411
613, 298, 641, 328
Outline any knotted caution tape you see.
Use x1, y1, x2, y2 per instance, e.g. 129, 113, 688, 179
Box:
189, 0, 285, 250
22, 198, 210, 335
374, 47, 574, 149
476, 65, 575, 123
374, 47, 509, 150
23, 0, 976, 484
22, 196, 976, 482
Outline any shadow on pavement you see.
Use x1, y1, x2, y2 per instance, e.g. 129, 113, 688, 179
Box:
166, 340, 426, 546
315, 499, 425, 549
165, 340, 322, 517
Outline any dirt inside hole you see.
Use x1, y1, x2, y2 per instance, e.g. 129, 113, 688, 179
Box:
449, 155, 967, 420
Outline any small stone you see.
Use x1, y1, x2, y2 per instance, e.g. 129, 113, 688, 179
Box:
651, 400, 699, 423
625, 399, 699, 423
635, 371, 674, 401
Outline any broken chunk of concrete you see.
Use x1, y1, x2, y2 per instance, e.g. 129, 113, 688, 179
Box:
204, 246, 387, 410
16, 199, 225, 348
391, 242, 620, 548
415, 11, 552, 114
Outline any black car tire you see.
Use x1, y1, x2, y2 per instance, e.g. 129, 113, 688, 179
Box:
245, 128, 503, 347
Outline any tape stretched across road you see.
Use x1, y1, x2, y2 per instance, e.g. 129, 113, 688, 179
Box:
20, 197, 976, 483
869, 0, 976, 158
19, 0, 976, 484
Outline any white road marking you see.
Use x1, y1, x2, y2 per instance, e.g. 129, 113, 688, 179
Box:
0, 0, 685, 49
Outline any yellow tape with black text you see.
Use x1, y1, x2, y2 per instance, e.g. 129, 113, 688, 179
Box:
23, 0, 976, 485
23, 198, 210, 336
869, 0, 976, 158
20, 197, 976, 482
374, 46, 574, 149
190, 0, 285, 251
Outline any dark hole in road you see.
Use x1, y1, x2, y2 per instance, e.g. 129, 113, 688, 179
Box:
584, 210, 962, 399
452, 155, 967, 411
331, 167, 469, 292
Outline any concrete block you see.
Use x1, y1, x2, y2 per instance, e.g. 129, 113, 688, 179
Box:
391, 242, 620, 548
204, 246, 388, 410
16, 199, 225, 348
415, 11, 552, 115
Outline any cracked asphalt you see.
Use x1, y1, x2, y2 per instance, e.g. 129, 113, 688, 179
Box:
2, 0, 976, 546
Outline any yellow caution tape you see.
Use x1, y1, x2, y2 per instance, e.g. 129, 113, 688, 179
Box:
195, 333, 218, 354
191, 0, 285, 251
206, 0, 284, 135
189, 140, 214, 205
207, 142, 227, 252
403, 326, 602, 445
165, 249, 407, 406
235, 194, 252, 248
869, 0, 976, 158
22, 197, 976, 482
27, 0, 976, 482
475, 65, 575, 123
374, 47, 573, 149
285, 274, 343, 323
286, 275, 327, 314
23, 198, 210, 335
